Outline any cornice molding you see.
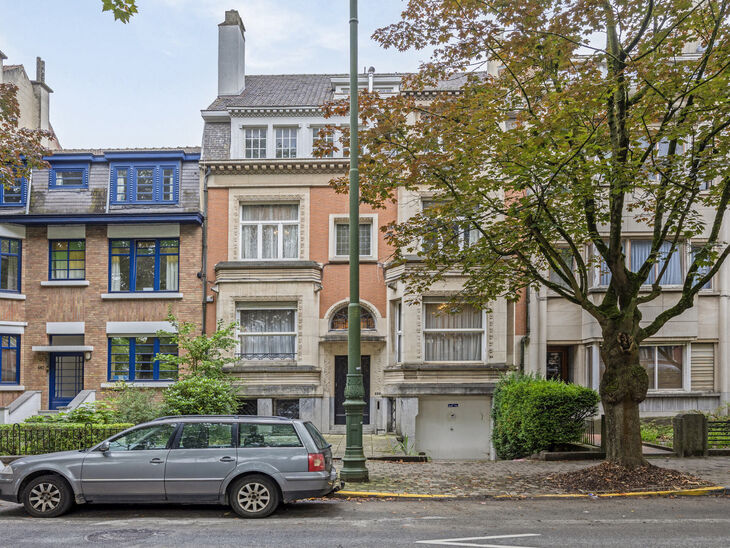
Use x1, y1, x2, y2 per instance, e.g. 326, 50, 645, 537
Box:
202, 158, 349, 174
229, 106, 323, 118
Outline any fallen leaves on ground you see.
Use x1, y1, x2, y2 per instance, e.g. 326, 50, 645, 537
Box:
541, 461, 713, 493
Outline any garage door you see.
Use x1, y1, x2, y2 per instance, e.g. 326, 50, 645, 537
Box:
415, 396, 491, 459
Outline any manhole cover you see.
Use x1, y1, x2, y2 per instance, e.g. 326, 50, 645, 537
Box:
86, 529, 166, 542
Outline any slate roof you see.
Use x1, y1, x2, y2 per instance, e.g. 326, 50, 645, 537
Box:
205, 72, 475, 110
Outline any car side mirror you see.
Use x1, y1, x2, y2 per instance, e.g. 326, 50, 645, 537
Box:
98, 441, 110, 453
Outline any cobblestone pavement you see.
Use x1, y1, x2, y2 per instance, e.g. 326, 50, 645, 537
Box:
336, 456, 730, 496
325, 434, 398, 458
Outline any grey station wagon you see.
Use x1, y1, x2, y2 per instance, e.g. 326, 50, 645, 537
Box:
0, 415, 340, 518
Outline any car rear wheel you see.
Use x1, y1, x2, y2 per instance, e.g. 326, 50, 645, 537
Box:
230, 475, 280, 518
21, 474, 73, 518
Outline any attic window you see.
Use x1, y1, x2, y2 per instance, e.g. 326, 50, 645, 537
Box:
49, 164, 89, 189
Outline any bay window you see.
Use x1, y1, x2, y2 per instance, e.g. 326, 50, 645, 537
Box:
109, 239, 179, 292
596, 240, 682, 287
423, 302, 484, 362
238, 306, 297, 360
240, 204, 299, 260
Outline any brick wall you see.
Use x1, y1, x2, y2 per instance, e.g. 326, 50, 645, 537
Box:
205, 187, 230, 334
12, 224, 202, 408
309, 187, 397, 319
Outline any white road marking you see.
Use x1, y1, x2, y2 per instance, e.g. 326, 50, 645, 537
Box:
416, 533, 541, 547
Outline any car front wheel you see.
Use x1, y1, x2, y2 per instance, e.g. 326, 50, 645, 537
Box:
230, 475, 280, 518
21, 474, 73, 518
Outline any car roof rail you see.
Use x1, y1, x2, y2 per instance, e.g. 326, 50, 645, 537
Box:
151, 414, 292, 421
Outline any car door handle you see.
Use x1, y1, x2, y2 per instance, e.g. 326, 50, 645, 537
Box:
220, 456, 236, 463
150, 458, 165, 464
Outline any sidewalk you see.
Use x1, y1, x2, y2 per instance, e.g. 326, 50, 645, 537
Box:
324, 434, 399, 459
333, 456, 730, 497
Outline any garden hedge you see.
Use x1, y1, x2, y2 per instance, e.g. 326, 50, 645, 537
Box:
492, 373, 599, 459
0, 423, 133, 456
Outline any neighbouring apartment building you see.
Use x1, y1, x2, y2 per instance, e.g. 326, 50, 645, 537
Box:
0, 147, 202, 417
0, 52, 60, 150
201, 11, 525, 458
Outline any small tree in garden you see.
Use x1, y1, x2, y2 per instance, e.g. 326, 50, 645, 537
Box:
162, 376, 238, 416
156, 312, 238, 379
321, 0, 730, 469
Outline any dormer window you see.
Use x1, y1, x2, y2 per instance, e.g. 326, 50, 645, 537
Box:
275, 127, 297, 158
0, 178, 25, 206
49, 164, 89, 189
244, 127, 267, 159
110, 163, 179, 204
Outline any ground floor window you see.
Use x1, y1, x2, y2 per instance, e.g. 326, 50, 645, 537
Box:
238, 305, 296, 360
275, 399, 300, 419
108, 336, 178, 381
596, 343, 685, 390
423, 302, 484, 361
640, 345, 684, 390
238, 399, 258, 415
0, 335, 19, 384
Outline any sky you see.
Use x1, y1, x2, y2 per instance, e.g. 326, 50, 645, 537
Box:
0, 0, 428, 149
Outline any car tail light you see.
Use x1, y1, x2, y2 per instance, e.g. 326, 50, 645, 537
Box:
308, 453, 325, 472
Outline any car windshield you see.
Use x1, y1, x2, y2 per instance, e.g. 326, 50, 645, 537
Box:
304, 422, 330, 450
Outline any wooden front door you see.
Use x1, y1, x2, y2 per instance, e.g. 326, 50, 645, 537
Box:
334, 355, 370, 425
546, 346, 569, 382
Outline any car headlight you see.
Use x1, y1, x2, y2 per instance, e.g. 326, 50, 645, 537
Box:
0, 464, 13, 476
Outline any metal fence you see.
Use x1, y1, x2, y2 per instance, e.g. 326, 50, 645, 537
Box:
0, 423, 129, 456
707, 420, 730, 449
580, 418, 600, 447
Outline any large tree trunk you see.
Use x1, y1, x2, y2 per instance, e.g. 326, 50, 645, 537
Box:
599, 324, 649, 468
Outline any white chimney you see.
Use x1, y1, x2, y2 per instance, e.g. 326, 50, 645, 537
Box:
218, 10, 246, 96
0, 50, 6, 84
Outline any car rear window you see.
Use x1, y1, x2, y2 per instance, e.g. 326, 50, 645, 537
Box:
239, 423, 302, 448
304, 422, 329, 450
178, 422, 234, 449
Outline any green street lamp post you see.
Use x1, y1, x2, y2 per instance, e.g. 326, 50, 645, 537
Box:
340, 0, 369, 483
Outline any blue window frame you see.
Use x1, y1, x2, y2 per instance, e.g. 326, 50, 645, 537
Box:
0, 238, 21, 293
108, 336, 178, 381
109, 238, 179, 292
49, 239, 86, 280
0, 335, 20, 384
49, 163, 89, 189
0, 177, 27, 207
110, 163, 179, 204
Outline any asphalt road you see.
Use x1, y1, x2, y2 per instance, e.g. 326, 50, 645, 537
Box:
0, 496, 728, 547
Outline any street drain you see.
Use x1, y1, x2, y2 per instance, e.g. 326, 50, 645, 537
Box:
86, 529, 166, 542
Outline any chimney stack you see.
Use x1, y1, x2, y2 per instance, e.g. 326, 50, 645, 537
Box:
0, 50, 6, 84
218, 10, 246, 96
30, 57, 52, 136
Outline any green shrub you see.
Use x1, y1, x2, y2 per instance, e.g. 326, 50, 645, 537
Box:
23, 401, 119, 424
492, 372, 599, 459
108, 383, 165, 425
162, 375, 237, 416
0, 423, 133, 456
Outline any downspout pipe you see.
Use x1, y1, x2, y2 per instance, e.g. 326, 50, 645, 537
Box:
201, 166, 211, 335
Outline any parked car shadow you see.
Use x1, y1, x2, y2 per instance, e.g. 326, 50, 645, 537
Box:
0, 499, 342, 520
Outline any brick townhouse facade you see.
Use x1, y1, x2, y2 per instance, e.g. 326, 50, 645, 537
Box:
0, 147, 202, 415
200, 11, 526, 458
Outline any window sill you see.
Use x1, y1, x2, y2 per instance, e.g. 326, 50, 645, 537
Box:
100, 381, 175, 389
0, 293, 25, 301
101, 292, 183, 300
41, 280, 90, 287
0, 385, 24, 391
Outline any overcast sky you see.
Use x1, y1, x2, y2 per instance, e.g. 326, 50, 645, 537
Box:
0, 0, 427, 149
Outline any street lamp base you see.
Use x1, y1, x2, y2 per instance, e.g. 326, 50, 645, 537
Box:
340, 455, 369, 482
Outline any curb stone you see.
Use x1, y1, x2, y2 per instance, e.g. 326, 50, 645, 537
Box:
335, 485, 729, 500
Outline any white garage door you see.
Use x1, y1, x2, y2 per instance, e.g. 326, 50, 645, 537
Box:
415, 396, 491, 459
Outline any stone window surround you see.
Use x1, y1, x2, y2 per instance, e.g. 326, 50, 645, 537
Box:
231, 295, 304, 362
231, 192, 308, 263
328, 213, 378, 262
